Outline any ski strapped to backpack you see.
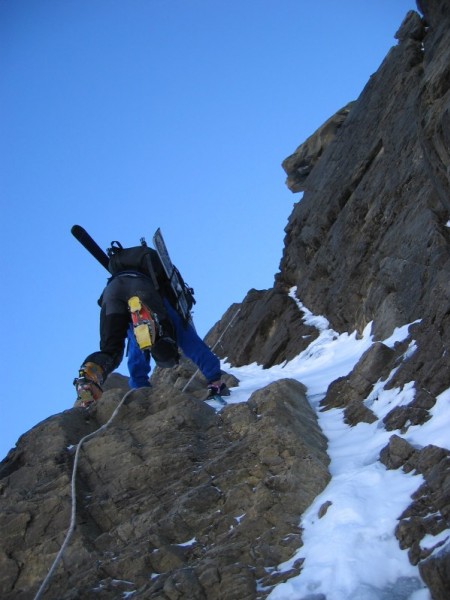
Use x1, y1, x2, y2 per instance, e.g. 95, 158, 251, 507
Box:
71, 225, 110, 270
152, 228, 196, 325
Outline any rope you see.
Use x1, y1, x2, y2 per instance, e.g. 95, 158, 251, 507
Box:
181, 307, 241, 393
34, 307, 241, 597
33, 388, 135, 600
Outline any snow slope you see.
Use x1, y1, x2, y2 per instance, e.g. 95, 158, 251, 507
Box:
220, 288, 449, 600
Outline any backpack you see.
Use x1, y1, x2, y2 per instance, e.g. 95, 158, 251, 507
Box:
107, 243, 159, 277
107, 241, 196, 317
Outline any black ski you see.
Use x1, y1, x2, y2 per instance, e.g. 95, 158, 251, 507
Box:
152, 228, 193, 324
71, 225, 109, 271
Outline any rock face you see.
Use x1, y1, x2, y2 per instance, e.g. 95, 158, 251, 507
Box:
278, 3, 450, 384
204, 1, 450, 597
380, 437, 450, 600
1, 1, 450, 599
0, 375, 329, 599
208, 290, 319, 369
281, 102, 355, 194
207, 2, 450, 399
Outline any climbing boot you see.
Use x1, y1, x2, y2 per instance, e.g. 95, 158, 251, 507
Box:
74, 362, 104, 407
206, 381, 231, 401
128, 296, 159, 350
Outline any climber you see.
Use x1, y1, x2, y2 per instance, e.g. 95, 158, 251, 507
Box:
74, 240, 229, 406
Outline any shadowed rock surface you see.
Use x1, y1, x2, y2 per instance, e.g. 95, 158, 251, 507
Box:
0, 378, 330, 599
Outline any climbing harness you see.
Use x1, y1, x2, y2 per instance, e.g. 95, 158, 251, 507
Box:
33, 388, 135, 600
128, 296, 160, 350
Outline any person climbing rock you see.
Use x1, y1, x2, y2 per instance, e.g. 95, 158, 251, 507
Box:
74, 238, 229, 406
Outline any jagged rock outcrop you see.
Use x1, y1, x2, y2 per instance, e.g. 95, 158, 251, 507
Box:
380, 436, 450, 599
206, 290, 319, 369
281, 102, 355, 193
0, 376, 330, 599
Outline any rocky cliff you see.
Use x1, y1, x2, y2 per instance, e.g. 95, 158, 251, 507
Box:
0, 373, 330, 599
207, 0, 450, 596
1, 1, 449, 599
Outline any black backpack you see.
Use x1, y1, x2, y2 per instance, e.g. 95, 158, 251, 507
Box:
107, 243, 160, 278
107, 242, 196, 316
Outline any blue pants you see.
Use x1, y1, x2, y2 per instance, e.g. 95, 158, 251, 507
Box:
127, 300, 221, 388
127, 326, 151, 388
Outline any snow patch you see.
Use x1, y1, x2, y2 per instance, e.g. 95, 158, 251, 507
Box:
219, 292, 435, 599
176, 537, 196, 547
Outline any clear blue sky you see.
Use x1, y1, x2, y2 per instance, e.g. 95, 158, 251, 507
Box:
0, 0, 417, 459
